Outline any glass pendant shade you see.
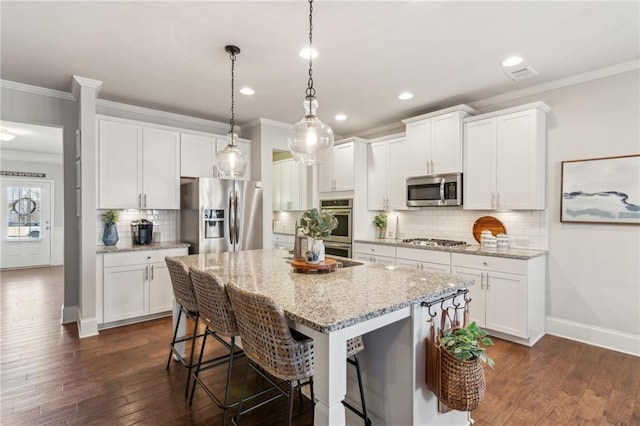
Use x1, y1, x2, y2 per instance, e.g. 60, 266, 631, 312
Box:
288, 96, 334, 165
217, 131, 247, 178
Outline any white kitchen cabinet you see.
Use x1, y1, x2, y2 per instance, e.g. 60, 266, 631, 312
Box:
273, 158, 308, 211
367, 137, 407, 211
180, 132, 251, 181
99, 119, 180, 209
272, 233, 295, 249
402, 105, 476, 178
451, 252, 545, 346
102, 248, 187, 324
463, 102, 549, 210
396, 247, 451, 274
319, 140, 355, 192
354, 242, 396, 265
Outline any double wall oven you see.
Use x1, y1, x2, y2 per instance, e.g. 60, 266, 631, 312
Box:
320, 198, 353, 258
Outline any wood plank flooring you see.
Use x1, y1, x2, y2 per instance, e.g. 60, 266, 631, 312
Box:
1, 266, 638, 425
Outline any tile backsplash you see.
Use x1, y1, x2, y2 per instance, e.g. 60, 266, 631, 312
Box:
97, 209, 178, 246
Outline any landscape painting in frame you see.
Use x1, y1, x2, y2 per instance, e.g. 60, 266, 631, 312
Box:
561, 154, 640, 225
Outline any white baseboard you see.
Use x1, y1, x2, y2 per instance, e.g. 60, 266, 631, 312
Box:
78, 316, 99, 338
61, 304, 79, 324
546, 316, 640, 357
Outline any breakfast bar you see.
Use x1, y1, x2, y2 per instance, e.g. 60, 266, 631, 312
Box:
175, 248, 474, 425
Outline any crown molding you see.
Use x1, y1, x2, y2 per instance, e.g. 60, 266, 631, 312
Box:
469, 60, 640, 109
350, 121, 405, 139
402, 104, 478, 124
0, 80, 75, 101
71, 75, 103, 99
369, 132, 406, 144
244, 117, 292, 130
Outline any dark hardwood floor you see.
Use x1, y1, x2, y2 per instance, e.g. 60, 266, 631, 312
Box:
1, 266, 638, 425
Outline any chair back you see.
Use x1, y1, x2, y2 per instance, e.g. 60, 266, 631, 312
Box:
226, 284, 314, 381
165, 257, 199, 312
189, 266, 239, 337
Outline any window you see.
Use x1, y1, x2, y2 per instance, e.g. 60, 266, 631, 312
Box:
6, 186, 41, 240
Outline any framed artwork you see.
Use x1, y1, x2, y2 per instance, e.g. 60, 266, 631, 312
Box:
561, 154, 640, 224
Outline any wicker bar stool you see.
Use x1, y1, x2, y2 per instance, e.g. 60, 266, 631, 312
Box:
188, 267, 245, 425
344, 336, 372, 426
226, 283, 314, 426
165, 257, 204, 398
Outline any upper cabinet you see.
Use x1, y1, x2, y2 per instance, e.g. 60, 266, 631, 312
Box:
367, 137, 408, 211
318, 140, 355, 192
98, 119, 180, 209
273, 158, 308, 211
463, 102, 550, 210
180, 132, 251, 181
402, 105, 477, 178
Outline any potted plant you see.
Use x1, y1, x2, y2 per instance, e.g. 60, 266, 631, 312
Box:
102, 210, 120, 246
298, 208, 338, 262
438, 321, 494, 411
373, 213, 388, 239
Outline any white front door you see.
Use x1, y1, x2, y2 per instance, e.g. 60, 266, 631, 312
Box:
0, 178, 52, 269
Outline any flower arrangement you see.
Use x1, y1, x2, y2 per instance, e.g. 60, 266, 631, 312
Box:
298, 208, 338, 239
102, 210, 119, 224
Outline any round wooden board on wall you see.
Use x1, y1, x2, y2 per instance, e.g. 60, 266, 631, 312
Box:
472, 216, 507, 243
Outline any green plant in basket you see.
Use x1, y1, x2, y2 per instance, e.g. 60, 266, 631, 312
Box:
441, 321, 495, 369
298, 208, 338, 239
102, 210, 119, 224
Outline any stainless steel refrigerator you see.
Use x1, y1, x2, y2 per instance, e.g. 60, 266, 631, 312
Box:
180, 178, 263, 254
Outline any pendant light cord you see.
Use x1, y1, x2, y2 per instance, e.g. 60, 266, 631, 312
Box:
306, 0, 316, 99
229, 49, 236, 133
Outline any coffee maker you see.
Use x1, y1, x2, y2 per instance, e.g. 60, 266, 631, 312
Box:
131, 219, 154, 245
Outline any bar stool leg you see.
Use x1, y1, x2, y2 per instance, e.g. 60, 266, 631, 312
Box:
287, 381, 295, 426
189, 331, 208, 405
221, 336, 236, 426
353, 354, 371, 426
166, 309, 183, 369
184, 315, 200, 398
233, 361, 251, 425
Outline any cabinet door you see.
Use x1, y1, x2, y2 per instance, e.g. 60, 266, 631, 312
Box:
272, 161, 282, 211
405, 120, 431, 178
421, 262, 450, 274
99, 120, 141, 209
318, 152, 335, 192
149, 262, 174, 314
396, 258, 420, 270
496, 110, 540, 209
451, 266, 485, 328
181, 133, 215, 178
431, 112, 462, 174
104, 264, 147, 322
280, 160, 293, 210
334, 142, 354, 191
142, 127, 180, 209
484, 270, 527, 338
373, 255, 395, 266
290, 161, 307, 210
367, 141, 387, 210
463, 119, 496, 210
387, 138, 408, 210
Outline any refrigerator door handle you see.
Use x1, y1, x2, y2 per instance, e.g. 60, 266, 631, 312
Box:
234, 190, 240, 245
228, 193, 234, 245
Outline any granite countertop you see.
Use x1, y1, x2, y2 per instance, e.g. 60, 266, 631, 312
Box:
175, 248, 472, 334
354, 238, 547, 260
97, 241, 191, 254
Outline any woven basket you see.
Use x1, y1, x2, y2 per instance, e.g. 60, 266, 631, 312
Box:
439, 347, 486, 411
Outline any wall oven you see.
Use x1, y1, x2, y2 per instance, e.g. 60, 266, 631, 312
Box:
320, 199, 353, 258
406, 172, 463, 207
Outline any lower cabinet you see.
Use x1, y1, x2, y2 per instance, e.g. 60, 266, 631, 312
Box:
451, 252, 545, 346
102, 248, 187, 324
354, 242, 396, 265
272, 233, 295, 250
396, 247, 451, 274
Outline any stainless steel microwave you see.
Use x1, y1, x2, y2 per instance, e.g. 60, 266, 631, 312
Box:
406, 173, 462, 207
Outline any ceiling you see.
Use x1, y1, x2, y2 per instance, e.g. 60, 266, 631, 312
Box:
1, 1, 639, 137
0, 121, 63, 155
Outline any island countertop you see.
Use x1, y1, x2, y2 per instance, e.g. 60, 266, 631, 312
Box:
174, 248, 473, 334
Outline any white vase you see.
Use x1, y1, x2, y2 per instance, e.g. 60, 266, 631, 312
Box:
312, 239, 325, 262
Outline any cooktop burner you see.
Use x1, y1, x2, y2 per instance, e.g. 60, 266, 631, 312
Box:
402, 238, 468, 247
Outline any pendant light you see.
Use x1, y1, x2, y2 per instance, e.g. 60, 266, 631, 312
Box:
288, 0, 334, 165
217, 45, 247, 178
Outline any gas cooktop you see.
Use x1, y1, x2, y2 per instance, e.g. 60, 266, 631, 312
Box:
402, 238, 468, 247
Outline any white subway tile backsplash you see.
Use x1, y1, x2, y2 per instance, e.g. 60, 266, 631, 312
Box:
97, 209, 178, 246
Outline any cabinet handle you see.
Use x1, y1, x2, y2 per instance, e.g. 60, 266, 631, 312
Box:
144, 266, 148, 281
151, 265, 154, 280
480, 272, 484, 289
144, 193, 147, 208
431, 160, 435, 174
138, 193, 142, 208
486, 273, 490, 290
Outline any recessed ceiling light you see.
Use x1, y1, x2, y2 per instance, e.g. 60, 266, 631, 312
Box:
0, 129, 16, 141
299, 47, 319, 60
398, 92, 414, 100
501, 56, 523, 67
239, 87, 255, 95
335, 114, 347, 121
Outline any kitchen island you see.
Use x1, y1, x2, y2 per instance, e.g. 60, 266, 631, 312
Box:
175, 248, 474, 426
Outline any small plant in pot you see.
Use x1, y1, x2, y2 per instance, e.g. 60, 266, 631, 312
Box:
298, 208, 338, 262
102, 210, 120, 246
373, 213, 388, 239
438, 321, 494, 411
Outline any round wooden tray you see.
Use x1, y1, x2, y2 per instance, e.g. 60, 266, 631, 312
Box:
291, 258, 337, 274
472, 216, 507, 243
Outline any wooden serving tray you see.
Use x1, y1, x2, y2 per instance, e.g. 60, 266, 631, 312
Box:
291, 258, 337, 274
472, 216, 507, 243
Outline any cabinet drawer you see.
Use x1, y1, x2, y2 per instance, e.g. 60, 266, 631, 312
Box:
451, 253, 527, 275
354, 243, 396, 258
104, 248, 188, 268
396, 247, 450, 265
